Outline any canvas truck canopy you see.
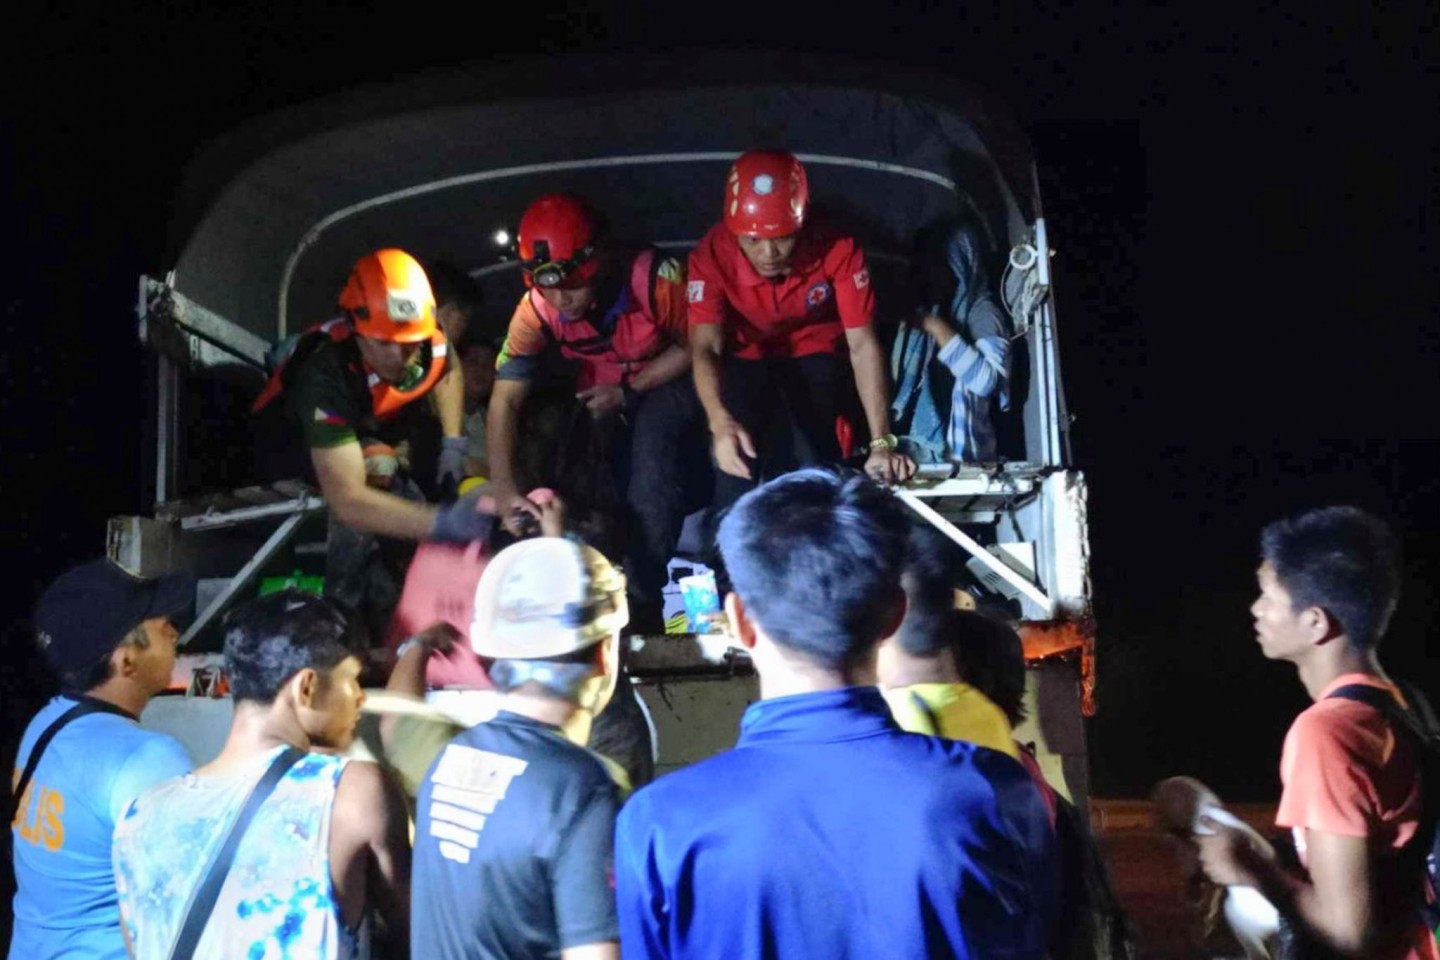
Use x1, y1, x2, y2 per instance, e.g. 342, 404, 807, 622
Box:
146, 54, 1069, 470
128, 57, 1095, 790
133, 53, 1088, 651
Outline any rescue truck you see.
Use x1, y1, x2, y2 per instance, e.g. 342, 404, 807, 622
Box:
116, 54, 1095, 806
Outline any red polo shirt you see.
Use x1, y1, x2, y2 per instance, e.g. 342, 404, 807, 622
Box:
687, 221, 874, 360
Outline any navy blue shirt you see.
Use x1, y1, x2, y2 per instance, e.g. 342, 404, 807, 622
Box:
412, 711, 620, 960
614, 686, 1055, 959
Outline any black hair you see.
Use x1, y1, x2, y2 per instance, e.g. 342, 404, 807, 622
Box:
222, 590, 368, 704
949, 610, 1027, 728
1259, 506, 1400, 649
717, 468, 908, 672
896, 524, 964, 655
423, 260, 485, 342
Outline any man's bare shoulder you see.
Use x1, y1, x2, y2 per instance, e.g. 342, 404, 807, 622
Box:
334, 760, 407, 834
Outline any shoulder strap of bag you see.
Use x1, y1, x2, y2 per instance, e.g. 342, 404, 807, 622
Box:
9, 696, 132, 824
1326, 682, 1437, 745
167, 746, 307, 960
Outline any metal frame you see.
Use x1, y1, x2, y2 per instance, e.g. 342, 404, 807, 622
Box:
178, 511, 313, 646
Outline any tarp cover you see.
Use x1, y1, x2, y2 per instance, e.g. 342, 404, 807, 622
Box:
165, 54, 1039, 344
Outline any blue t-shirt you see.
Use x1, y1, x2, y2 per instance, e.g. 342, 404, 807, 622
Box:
8, 696, 192, 960
615, 686, 1057, 959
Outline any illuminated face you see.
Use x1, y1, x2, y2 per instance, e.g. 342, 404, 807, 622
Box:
132, 616, 179, 695
309, 656, 366, 751
355, 335, 422, 383
737, 233, 799, 278
1250, 562, 1318, 662
537, 284, 596, 319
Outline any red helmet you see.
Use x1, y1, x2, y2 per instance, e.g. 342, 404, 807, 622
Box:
338, 249, 437, 343
517, 194, 601, 289
724, 150, 809, 238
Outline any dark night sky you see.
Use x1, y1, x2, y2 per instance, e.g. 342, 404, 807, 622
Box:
1, 2, 1436, 801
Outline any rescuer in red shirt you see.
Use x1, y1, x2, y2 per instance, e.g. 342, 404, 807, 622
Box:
688, 150, 915, 515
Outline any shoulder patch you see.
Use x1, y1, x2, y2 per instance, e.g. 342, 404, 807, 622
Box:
687, 280, 705, 303
656, 256, 683, 284
853, 268, 870, 290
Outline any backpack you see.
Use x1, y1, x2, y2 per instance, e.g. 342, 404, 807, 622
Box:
1325, 679, 1440, 935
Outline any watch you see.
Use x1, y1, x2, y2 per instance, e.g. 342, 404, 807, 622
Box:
867, 434, 899, 453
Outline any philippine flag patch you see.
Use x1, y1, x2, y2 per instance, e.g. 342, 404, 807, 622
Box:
313, 408, 347, 426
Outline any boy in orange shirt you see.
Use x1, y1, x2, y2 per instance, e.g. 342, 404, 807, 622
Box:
1197, 506, 1437, 959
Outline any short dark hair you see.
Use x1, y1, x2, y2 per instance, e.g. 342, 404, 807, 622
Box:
56, 623, 147, 694
222, 590, 367, 704
717, 469, 908, 671
424, 260, 484, 336
1259, 506, 1400, 649
950, 611, 1027, 728
896, 525, 962, 655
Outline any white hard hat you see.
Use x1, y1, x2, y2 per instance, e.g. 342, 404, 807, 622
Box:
471, 537, 628, 659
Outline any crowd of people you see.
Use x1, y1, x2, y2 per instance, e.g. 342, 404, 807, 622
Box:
8, 147, 1438, 959
11, 481, 1438, 959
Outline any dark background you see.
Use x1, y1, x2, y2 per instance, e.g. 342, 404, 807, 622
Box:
2, 3, 1435, 810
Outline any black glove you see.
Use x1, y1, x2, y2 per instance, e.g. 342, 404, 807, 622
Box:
431, 495, 495, 545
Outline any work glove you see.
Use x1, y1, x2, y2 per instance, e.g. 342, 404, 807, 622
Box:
437, 436, 467, 493
430, 492, 496, 545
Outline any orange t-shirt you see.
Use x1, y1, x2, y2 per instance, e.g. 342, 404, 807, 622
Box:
1275, 672, 1437, 960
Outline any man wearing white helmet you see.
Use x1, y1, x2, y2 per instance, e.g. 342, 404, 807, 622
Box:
410, 537, 626, 960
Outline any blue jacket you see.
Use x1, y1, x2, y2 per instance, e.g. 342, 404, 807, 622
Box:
615, 686, 1056, 959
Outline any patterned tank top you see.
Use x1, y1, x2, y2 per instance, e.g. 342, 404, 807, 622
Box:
113, 746, 358, 960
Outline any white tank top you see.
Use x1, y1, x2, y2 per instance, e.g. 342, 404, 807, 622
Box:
113, 746, 359, 960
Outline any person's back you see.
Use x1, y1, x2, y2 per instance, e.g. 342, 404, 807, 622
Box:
9, 559, 194, 960
412, 714, 620, 959
113, 748, 355, 959
616, 470, 1054, 959
618, 685, 1054, 958
411, 537, 629, 960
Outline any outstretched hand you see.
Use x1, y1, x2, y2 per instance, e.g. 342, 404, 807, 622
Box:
712, 419, 757, 479
1194, 814, 1275, 888
510, 494, 567, 538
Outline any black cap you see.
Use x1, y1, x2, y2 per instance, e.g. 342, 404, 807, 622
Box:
34, 559, 195, 672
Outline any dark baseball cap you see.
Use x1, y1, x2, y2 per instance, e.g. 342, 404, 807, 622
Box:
34, 558, 195, 671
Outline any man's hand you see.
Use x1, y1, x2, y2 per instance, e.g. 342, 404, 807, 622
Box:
437, 436, 467, 489
918, 310, 958, 348
577, 384, 625, 416
410, 622, 460, 656
431, 493, 498, 545
1195, 815, 1275, 887
865, 447, 917, 485
711, 418, 757, 479
511, 494, 567, 538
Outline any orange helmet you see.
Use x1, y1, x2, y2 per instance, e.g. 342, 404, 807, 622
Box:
724, 150, 809, 238
517, 195, 601, 290
338, 249, 437, 343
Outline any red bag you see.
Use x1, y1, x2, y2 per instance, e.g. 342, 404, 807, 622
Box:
387, 539, 494, 689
